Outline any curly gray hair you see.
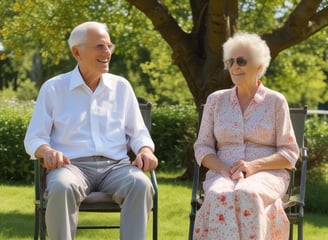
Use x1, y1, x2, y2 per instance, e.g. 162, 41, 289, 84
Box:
222, 32, 271, 78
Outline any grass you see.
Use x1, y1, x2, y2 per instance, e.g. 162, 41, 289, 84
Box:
1, 172, 328, 240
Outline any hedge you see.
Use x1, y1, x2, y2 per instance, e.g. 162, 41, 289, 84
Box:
1, 99, 328, 213
0, 99, 34, 183
0, 99, 198, 183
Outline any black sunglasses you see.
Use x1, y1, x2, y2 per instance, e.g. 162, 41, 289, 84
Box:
224, 56, 248, 68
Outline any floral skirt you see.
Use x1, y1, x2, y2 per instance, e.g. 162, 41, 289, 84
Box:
193, 170, 290, 240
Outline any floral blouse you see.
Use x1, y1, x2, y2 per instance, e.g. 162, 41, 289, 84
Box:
194, 82, 299, 169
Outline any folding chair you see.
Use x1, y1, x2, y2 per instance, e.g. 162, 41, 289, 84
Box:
34, 102, 158, 240
188, 105, 308, 240
283, 105, 308, 240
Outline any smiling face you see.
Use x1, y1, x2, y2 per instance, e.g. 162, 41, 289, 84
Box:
228, 47, 262, 88
71, 27, 113, 82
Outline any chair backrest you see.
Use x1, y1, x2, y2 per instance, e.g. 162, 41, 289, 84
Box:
286, 106, 307, 199
139, 102, 152, 131
289, 106, 307, 149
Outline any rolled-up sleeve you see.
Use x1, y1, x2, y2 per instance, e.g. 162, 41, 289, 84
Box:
275, 100, 300, 168
194, 95, 217, 166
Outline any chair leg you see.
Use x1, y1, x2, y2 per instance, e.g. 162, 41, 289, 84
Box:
40, 206, 46, 240
188, 212, 195, 240
34, 206, 39, 240
298, 223, 303, 240
153, 207, 157, 240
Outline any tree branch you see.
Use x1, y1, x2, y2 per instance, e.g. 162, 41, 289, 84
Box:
190, 0, 208, 36
206, 0, 225, 52
262, 0, 327, 59
126, 0, 208, 104
190, 0, 208, 33
224, 0, 238, 37
126, 0, 190, 51
311, 8, 328, 33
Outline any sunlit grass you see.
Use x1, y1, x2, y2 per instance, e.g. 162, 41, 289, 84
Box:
1, 172, 327, 240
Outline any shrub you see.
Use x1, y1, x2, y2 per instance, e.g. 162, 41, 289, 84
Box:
0, 98, 34, 183
16, 79, 38, 101
305, 116, 328, 170
306, 178, 328, 213
0, 101, 198, 182
304, 116, 328, 213
151, 105, 197, 171
1, 99, 328, 191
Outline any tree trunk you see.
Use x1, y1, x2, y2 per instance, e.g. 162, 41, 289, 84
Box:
126, 0, 328, 180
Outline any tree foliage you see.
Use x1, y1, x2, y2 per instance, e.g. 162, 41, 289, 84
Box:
0, 0, 193, 104
126, 0, 328, 108
238, 0, 328, 107
0, 0, 328, 107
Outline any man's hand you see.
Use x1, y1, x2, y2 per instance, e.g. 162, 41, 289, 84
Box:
132, 147, 158, 172
35, 145, 70, 170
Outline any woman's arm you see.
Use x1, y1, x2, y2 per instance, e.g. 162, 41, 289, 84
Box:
202, 154, 231, 177
230, 153, 290, 178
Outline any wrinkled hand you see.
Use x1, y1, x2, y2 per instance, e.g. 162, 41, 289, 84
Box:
132, 147, 158, 172
230, 159, 256, 179
219, 163, 232, 179
42, 149, 70, 170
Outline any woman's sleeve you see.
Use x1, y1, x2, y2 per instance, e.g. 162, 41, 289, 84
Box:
193, 95, 217, 166
275, 98, 300, 168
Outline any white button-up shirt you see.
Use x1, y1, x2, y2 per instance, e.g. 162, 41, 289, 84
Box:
24, 66, 154, 160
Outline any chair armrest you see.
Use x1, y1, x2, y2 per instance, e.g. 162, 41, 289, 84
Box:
150, 170, 158, 197
300, 146, 307, 158
299, 146, 308, 203
283, 200, 305, 209
191, 162, 200, 212
34, 159, 42, 202
150, 169, 158, 233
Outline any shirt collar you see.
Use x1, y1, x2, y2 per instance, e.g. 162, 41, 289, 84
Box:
69, 65, 113, 91
253, 81, 266, 103
69, 66, 85, 91
230, 80, 266, 105
101, 74, 113, 90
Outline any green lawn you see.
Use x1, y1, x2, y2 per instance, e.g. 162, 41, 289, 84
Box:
1, 172, 327, 239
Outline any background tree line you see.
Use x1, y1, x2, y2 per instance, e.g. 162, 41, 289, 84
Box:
1, 0, 328, 184
0, 0, 328, 109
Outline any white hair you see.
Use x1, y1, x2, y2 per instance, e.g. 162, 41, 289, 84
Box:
222, 32, 271, 78
67, 21, 108, 49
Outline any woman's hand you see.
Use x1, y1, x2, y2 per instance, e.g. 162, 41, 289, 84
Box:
230, 160, 257, 179
230, 154, 291, 179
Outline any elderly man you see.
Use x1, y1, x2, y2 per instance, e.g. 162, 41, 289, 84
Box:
24, 21, 158, 240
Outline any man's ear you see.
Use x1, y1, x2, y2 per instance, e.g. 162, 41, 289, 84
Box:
71, 46, 81, 60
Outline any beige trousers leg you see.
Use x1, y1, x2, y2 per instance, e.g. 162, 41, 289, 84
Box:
44, 157, 154, 240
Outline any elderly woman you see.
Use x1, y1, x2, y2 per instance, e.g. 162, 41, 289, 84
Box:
193, 32, 299, 240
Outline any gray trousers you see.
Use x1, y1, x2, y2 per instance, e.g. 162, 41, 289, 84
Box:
44, 156, 154, 240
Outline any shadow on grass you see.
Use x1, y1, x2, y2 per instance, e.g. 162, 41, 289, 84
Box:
305, 212, 328, 227
0, 211, 34, 238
